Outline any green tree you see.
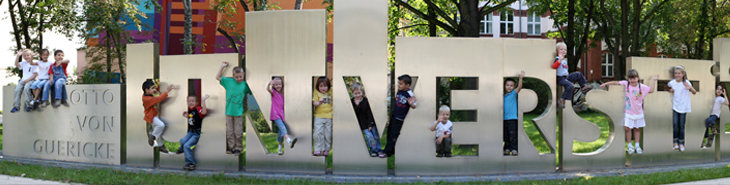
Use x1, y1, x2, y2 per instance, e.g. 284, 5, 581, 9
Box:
392, 0, 519, 37
593, 0, 671, 79
529, 0, 599, 72
78, 0, 157, 84
657, 0, 730, 60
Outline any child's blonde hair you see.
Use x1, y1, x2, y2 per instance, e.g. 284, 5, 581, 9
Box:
439, 105, 451, 113
233, 66, 244, 74
556, 42, 567, 49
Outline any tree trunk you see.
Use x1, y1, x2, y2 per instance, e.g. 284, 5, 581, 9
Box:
696, 0, 708, 59
106, 28, 112, 83
457, 0, 479, 37
618, 0, 629, 80
630, 0, 640, 57
9, 0, 21, 50
217, 27, 240, 54
566, 0, 576, 72
428, 6, 436, 37
294, 0, 302, 10
183, 0, 193, 54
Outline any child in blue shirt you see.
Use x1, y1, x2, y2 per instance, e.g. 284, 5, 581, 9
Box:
503, 71, 524, 156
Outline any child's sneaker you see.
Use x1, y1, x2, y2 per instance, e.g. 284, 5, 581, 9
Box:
378, 152, 386, 158
183, 163, 195, 171
159, 145, 170, 154
148, 134, 156, 147
313, 151, 321, 156
436, 153, 444, 157
10, 107, 19, 113
25, 106, 32, 112
370, 153, 377, 157
673, 143, 679, 150
444, 153, 452, 157
226, 150, 233, 154
712, 127, 718, 134
323, 150, 330, 156
511, 150, 518, 156
53, 101, 61, 107
504, 149, 510, 155
557, 98, 565, 108
289, 138, 298, 148
40, 101, 48, 108
278, 148, 283, 155
29, 100, 35, 106
679, 145, 686, 152
175, 148, 184, 155
635, 146, 643, 154
627, 145, 635, 155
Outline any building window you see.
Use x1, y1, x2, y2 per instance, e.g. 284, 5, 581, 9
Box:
658, 54, 668, 58
500, 10, 514, 34
527, 12, 541, 35
602, 53, 614, 77
480, 15, 492, 34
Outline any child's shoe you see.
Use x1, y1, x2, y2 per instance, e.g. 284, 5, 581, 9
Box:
53, 101, 61, 107
278, 148, 283, 155
29, 100, 35, 106
679, 145, 686, 152
159, 145, 170, 153
313, 151, 321, 156
436, 153, 444, 157
323, 150, 330, 156
233, 150, 241, 156
10, 107, 19, 113
378, 152, 386, 158
25, 106, 32, 112
183, 163, 195, 171
148, 134, 156, 147
289, 138, 298, 148
635, 146, 643, 154
40, 101, 48, 108
712, 127, 718, 134
444, 153, 452, 157
511, 150, 518, 156
226, 149, 234, 154
557, 98, 565, 108
673, 143, 679, 150
627, 145, 635, 155
175, 149, 184, 155
504, 149, 510, 155
370, 153, 377, 157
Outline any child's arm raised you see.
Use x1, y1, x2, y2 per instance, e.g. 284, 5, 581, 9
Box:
430, 121, 438, 131
58, 59, 70, 64
216, 61, 228, 81
516, 70, 525, 94
408, 96, 417, 109
266, 80, 274, 94
200, 94, 210, 115
648, 75, 659, 93
14, 50, 22, 67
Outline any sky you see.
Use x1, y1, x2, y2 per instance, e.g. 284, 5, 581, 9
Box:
0, 8, 84, 111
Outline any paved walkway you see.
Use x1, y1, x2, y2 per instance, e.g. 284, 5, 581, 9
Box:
0, 174, 79, 185
669, 177, 730, 185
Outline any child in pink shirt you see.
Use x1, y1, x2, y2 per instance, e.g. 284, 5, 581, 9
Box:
268, 77, 297, 155
600, 69, 657, 155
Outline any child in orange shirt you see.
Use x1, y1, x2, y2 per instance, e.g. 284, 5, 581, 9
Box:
142, 80, 176, 153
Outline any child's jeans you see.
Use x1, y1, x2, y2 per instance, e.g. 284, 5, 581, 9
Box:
151, 117, 166, 147
436, 137, 452, 154
557, 72, 587, 100
363, 127, 383, 154
705, 115, 718, 138
313, 118, 332, 152
30, 79, 47, 90
673, 110, 687, 144
42, 78, 67, 102
179, 130, 201, 165
274, 119, 288, 143
13, 79, 34, 108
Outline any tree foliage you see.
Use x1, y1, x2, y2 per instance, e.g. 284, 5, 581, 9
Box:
657, 0, 730, 60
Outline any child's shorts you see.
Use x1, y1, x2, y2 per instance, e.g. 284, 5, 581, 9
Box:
624, 113, 645, 129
